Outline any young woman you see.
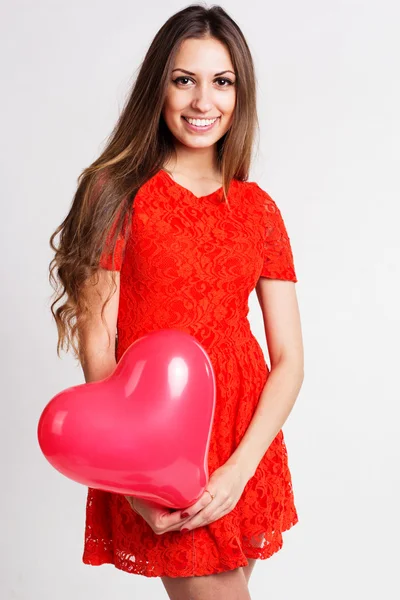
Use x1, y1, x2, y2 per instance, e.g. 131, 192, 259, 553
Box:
49, 5, 304, 599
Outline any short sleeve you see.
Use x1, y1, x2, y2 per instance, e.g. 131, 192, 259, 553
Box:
89, 170, 131, 271
258, 186, 298, 282
99, 209, 129, 271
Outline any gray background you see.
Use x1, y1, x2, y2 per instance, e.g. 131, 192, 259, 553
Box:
1, 0, 399, 598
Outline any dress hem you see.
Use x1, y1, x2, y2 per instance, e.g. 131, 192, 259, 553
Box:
82, 516, 299, 579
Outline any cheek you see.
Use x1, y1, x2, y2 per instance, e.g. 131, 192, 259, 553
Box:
221, 101, 235, 130
224, 92, 236, 114
217, 91, 236, 117
164, 89, 187, 114
162, 100, 183, 131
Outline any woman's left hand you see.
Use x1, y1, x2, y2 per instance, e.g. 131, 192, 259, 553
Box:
178, 462, 249, 532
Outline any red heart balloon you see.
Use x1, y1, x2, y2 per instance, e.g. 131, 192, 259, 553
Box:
37, 329, 216, 508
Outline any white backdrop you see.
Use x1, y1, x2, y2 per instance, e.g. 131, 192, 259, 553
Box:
1, 1, 399, 598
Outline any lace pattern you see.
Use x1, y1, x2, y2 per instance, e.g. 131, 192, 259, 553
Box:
82, 170, 298, 577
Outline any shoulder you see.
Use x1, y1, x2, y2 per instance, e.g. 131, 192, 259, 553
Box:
237, 179, 281, 215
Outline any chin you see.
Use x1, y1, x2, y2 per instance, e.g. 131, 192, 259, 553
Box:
180, 137, 218, 149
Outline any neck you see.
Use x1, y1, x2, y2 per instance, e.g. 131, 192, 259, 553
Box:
165, 144, 220, 179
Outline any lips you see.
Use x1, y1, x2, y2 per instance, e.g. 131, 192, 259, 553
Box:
181, 116, 220, 132
182, 117, 220, 123
182, 116, 220, 120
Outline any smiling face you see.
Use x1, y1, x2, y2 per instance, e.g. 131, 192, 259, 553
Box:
162, 37, 237, 151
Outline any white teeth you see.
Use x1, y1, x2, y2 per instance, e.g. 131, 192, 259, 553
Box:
184, 117, 218, 127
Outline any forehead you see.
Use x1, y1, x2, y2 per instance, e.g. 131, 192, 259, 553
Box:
173, 37, 234, 72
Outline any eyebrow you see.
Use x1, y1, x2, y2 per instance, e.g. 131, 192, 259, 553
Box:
172, 68, 236, 76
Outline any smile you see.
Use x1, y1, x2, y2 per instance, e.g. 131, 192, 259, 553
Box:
182, 116, 220, 132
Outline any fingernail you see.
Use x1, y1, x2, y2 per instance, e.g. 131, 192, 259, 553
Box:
181, 528, 189, 533
181, 512, 189, 518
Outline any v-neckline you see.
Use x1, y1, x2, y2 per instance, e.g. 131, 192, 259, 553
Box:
158, 168, 224, 200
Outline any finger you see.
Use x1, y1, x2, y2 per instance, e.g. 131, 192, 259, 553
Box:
154, 512, 197, 535
182, 498, 232, 531
180, 491, 214, 520
157, 503, 213, 535
159, 510, 186, 527
157, 506, 198, 531
180, 503, 221, 531
182, 510, 217, 531
154, 493, 216, 533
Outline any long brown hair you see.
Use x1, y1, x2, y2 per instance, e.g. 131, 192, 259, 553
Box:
49, 3, 259, 364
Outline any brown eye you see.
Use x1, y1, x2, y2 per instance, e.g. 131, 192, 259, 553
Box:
173, 77, 193, 86
215, 78, 234, 87
172, 76, 235, 88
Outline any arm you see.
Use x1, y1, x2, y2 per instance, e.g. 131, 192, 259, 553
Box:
226, 277, 304, 481
79, 268, 120, 383
79, 267, 141, 513
177, 277, 305, 532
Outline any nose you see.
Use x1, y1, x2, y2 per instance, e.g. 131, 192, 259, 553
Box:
190, 83, 214, 113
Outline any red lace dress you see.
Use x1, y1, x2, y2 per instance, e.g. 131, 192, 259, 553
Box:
82, 168, 299, 578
